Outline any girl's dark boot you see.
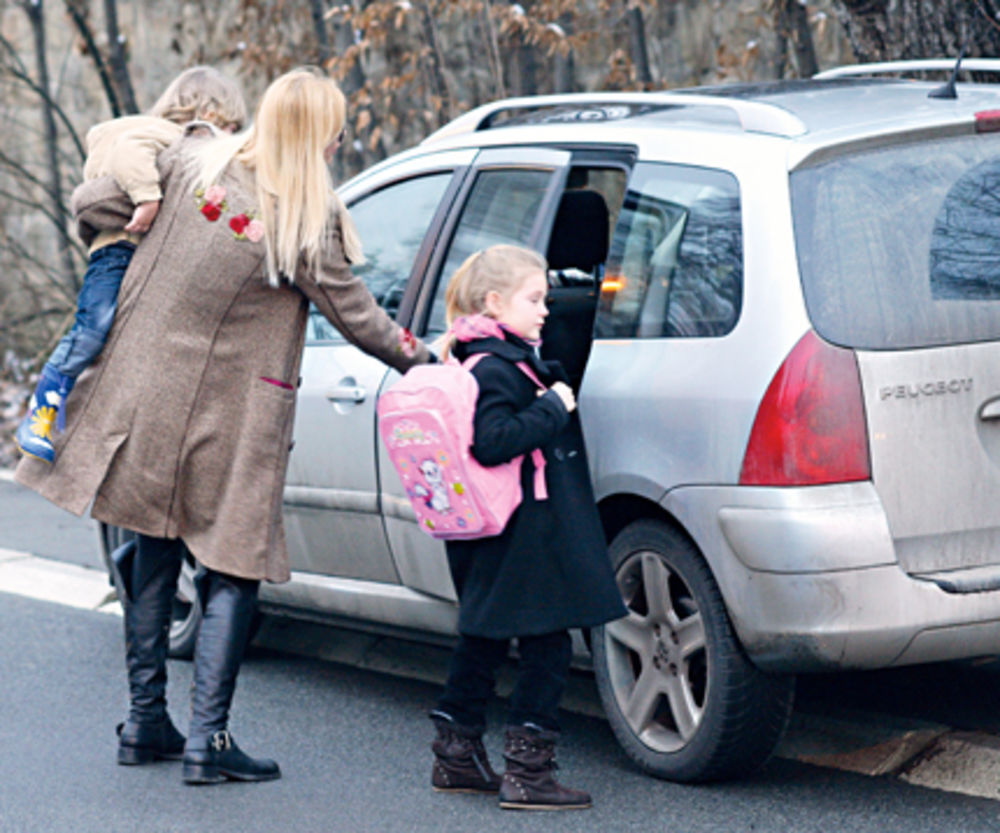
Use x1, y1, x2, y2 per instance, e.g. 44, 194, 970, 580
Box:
429, 711, 501, 793
182, 570, 279, 785
116, 537, 186, 765
498, 724, 591, 811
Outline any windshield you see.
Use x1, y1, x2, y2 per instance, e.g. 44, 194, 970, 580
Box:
791, 132, 1000, 349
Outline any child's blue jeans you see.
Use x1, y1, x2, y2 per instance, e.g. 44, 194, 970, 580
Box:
47, 241, 136, 378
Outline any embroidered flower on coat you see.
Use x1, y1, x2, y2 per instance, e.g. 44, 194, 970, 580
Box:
398, 327, 417, 357
194, 184, 262, 243
245, 219, 264, 242
204, 184, 226, 204
229, 213, 250, 236
195, 185, 228, 222
229, 212, 265, 242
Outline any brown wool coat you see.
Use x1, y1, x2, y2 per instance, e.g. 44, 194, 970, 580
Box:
15, 138, 429, 583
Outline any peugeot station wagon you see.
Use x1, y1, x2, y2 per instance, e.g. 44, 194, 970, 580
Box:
101, 59, 1000, 782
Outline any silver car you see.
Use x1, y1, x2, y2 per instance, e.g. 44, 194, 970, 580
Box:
101, 60, 1000, 782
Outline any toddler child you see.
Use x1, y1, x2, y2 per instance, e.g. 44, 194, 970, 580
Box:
16, 65, 246, 462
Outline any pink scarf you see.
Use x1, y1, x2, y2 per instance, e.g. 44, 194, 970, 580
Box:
450, 313, 541, 348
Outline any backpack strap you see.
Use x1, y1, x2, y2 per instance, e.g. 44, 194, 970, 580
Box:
462, 354, 549, 501
514, 362, 549, 501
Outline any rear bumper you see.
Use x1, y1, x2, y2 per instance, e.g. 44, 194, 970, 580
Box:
664, 482, 1000, 672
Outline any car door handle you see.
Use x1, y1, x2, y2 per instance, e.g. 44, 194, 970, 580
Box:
326, 385, 366, 403
981, 398, 1000, 420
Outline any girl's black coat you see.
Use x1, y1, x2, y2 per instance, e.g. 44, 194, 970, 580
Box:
447, 334, 626, 639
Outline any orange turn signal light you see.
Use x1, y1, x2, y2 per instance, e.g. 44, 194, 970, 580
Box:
601, 275, 626, 293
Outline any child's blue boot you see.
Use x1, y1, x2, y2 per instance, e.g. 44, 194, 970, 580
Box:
14, 365, 73, 463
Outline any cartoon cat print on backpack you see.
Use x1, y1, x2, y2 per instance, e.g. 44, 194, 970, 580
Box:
384, 414, 483, 535
413, 458, 452, 514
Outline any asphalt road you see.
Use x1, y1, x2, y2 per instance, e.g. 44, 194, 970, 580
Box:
4, 590, 1000, 833
5, 474, 1000, 831
0, 476, 101, 570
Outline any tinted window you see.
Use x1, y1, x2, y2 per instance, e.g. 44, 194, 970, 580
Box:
791, 134, 1000, 349
595, 162, 742, 339
309, 173, 451, 341
426, 167, 554, 335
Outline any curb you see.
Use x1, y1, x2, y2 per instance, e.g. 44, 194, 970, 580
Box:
901, 731, 1000, 800
0, 548, 118, 613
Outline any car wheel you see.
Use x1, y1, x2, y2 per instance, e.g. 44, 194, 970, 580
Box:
101, 524, 201, 660
592, 518, 795, 782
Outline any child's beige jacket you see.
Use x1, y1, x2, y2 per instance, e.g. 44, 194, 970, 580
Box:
82, 115, 182, 253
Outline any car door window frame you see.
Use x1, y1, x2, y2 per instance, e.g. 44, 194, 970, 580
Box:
411, 146, 573, 337
307, 149, 477, 344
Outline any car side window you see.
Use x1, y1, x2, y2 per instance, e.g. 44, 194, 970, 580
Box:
595, 162, 743, 339
425, 167, 555, 336
308, 172, 453, 342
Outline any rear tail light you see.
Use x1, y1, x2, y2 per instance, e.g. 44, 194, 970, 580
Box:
975, 110, 1000, 133
739, 330, 870, 486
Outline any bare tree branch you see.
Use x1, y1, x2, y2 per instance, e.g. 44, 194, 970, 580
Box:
64, 0, 122, 117
625, 0, 653, 86
310, 0, 331, 67
419, 0, 453, 122
0, 28, 85, 163
19, 0, 78, 291
103, 0, 137, 112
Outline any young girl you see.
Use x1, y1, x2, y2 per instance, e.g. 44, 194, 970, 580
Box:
15, 65, 246, 463
430, 244, 626, 811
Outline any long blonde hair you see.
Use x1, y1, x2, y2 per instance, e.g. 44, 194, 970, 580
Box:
150, 65, 247, 131
188, 67, 363, 286
442, 244, 547, 357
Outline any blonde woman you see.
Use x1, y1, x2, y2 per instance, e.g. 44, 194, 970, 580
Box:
15, 68, 433, 785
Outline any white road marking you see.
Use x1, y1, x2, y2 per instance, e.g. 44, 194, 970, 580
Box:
0, 548, 119, 613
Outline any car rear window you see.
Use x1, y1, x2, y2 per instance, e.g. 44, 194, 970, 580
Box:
791, 132, 1000, 349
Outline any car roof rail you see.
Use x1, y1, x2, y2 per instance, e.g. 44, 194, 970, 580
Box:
421, 92, 808, 143
814, 59, 1000, 80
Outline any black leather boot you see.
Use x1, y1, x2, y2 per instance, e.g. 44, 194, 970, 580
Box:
116, 536, 186, 765
116, 717, 185, 765
429, 711, 501, 793
182, 570, 279, 785
498, 724, 591, 811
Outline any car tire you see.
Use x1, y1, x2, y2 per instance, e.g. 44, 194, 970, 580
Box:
101, 524, 201, 660
591, 518, 795, 783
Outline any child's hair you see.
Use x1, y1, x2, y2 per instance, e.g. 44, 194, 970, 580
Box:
445, 244, 548, 324
186, 67, 364, 286
441, 244, 548, 357
149, 66, 247, 133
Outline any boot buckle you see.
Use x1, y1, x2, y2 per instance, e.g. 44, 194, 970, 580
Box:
210, 730, 232, 752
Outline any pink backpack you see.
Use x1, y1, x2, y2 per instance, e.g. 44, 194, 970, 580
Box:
377, 353, 548, 540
